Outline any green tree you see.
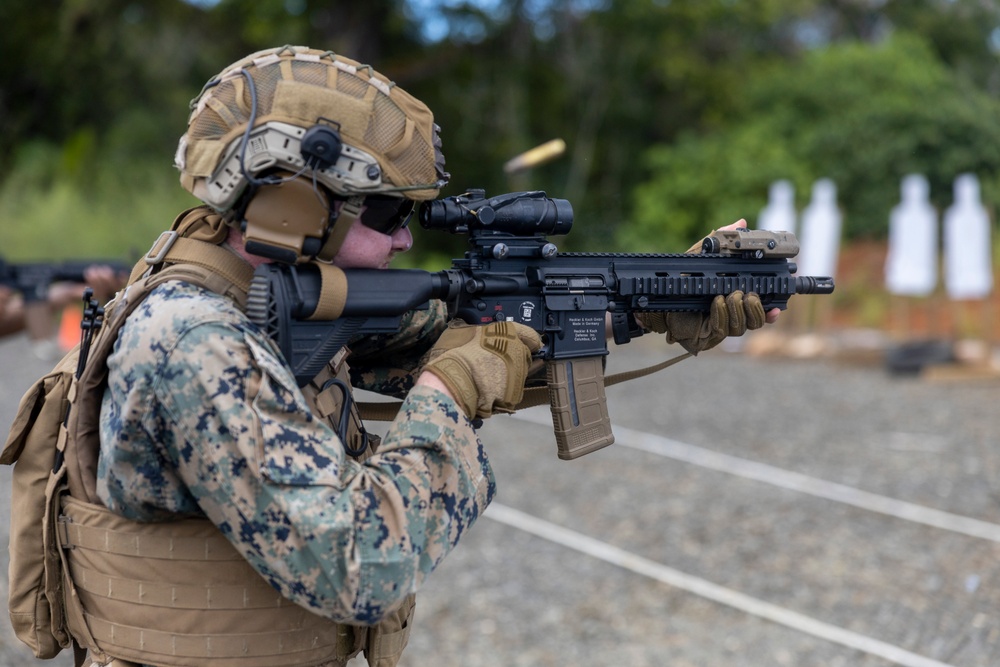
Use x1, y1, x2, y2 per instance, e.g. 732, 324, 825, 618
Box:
5, 0, 1000, 261
883, 0, 1000, 96
623, 32, 1000, 249
202, 0, 424, 71
0, 0, 212, 175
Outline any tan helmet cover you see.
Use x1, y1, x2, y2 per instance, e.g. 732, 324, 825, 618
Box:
175, 45, 448, 210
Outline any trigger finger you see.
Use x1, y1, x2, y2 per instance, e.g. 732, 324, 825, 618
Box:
517, 327, 543, 353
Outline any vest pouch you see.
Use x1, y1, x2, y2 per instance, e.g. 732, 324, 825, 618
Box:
363, 594, 415, 667
1, 350, 80, 658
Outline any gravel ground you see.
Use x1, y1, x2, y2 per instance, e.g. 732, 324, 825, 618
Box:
2, 329, 1000, 666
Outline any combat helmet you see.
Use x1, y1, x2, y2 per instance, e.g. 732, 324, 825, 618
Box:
174, 45, 449, 263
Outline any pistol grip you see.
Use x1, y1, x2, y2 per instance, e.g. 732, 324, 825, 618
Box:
546, 357, 614, 460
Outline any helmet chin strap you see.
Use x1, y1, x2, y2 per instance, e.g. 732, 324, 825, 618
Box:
316, 195, 364, 263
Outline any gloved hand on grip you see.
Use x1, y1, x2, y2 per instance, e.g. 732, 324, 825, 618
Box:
421, 320, 543, 419
637, 290, 767, 355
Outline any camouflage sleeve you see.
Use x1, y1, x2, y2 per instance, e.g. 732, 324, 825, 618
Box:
348, 299, 449, 397
100, 299, 492, 625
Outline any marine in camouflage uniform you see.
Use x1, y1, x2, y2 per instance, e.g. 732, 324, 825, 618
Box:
98, 281, 483, 624
73, 43, 768, 667
71, 45, 545, 666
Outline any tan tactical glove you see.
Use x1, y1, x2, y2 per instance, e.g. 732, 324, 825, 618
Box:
422, 320, 543, 419
637, 291, 767, 355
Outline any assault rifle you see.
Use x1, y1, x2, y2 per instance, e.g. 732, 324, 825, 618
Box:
247, 189, 835, 459
0, 257, 130, 303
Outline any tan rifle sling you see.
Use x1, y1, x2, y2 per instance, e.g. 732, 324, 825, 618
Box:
357, 353, 693, 422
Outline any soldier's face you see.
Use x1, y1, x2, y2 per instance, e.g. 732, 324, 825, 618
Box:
332, 215, 413, 270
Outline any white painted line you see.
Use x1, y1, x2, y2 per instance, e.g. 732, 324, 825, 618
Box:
486, 502, 955, 667
510, 409, 1000, 544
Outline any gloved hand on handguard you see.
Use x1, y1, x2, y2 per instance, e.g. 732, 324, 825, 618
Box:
636, 291, 767, 355
636, 219, 775, 355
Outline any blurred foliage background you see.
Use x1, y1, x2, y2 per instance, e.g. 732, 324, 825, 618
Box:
2, 0, 1000, 266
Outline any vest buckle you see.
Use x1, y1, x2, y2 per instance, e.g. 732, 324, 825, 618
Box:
145, 231, 179, 265
57, 514, 75, 550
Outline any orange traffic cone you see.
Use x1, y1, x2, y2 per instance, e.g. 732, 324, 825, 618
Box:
58, 305, 83, 352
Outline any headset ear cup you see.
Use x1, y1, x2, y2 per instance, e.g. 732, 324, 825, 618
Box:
300, 125, 343, 170
242, 176, 332, 263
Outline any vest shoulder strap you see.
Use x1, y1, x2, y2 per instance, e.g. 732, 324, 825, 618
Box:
67, 243, 253, 504
128, 231, 253, 306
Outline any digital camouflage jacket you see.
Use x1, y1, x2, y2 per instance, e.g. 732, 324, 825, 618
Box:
98, 280, 495, 624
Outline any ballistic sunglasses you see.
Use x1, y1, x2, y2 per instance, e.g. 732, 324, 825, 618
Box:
359, 195, 415, 236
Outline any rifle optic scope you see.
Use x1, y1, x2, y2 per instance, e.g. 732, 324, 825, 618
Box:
419, 189, 573, 236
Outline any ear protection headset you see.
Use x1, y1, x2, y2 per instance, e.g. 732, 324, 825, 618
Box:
239, 120, 347, 264
234, 66, 353, 263
242, 174, 334, 264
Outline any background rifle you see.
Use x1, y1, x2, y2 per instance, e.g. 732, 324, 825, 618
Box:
247, 190, 835, 460
0, 257, 130, 303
